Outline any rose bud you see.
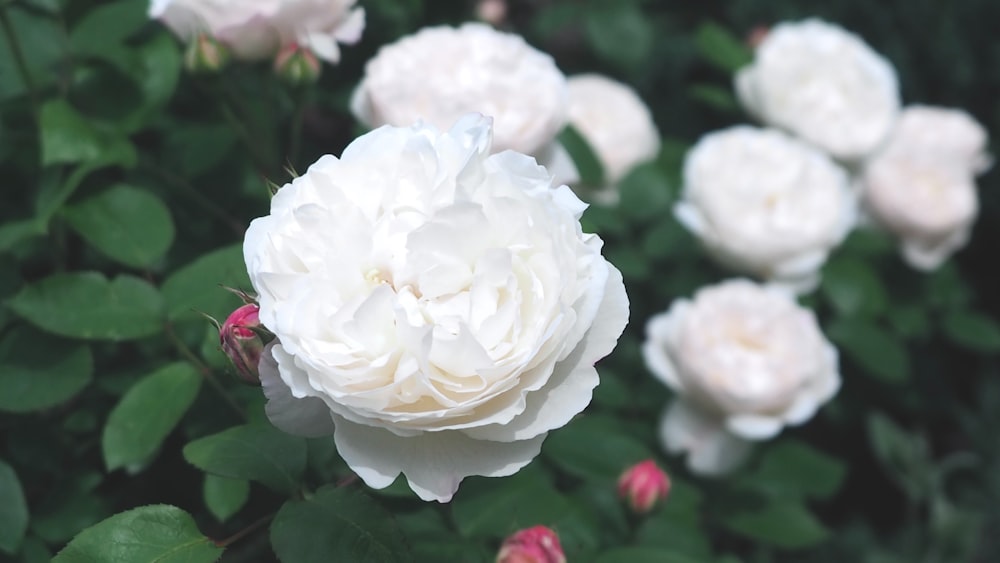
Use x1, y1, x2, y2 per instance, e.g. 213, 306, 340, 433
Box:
274, 43, 321, 85
183, 34, 229, 73
496, 526, 566, 563
617, 459, 671, 514
220, 303, 265, 385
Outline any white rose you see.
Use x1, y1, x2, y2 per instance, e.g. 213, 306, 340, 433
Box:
736, 19, 900, 161
566, 74, 661, 203
149, 0, 365, 62
350, 24, 577, 185
642, 279, 840, 476
674, 126, 856, 293
860, 105, 989, 271
244, 115, 628, 502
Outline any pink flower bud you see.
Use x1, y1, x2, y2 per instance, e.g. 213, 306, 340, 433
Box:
477, 0, 507, 26
184, 34, 229, 73
496, 526, 566, 563
274, 43, 321, 85
220, 304, 265, 385
617, 459, 671, 514
747, 26, 770, 49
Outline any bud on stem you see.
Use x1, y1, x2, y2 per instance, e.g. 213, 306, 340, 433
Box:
220, 303, 269, 385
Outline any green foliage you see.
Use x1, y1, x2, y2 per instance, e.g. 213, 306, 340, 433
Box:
0, 326, 93, 413
0, 460, 30, 554
183, 424, 307, 494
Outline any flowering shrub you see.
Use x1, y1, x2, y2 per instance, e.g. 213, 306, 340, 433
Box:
0, 1, 998, 562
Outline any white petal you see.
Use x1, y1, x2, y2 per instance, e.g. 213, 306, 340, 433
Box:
259, 343, 337, 438
349, 80, 375, 126
659, 400, 752, 476
642, 305, 689, 391
535, 141, 580, 187
725, 414, 784, 440
333, 8, 366, 44
673, 202, 709, 238
332, 415, 546, 502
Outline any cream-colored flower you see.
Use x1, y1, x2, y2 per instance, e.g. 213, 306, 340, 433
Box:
351, 24, 576, 184
150, 0, 364, 63
566, 74, 660, 203
675, 126, 855, 293
245, 115, 628, 502
736, 19, 900, 161
642, 279, 840, 475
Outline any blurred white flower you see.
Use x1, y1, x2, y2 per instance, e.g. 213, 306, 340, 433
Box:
245, 115, 628, 502
642, 279, 840, 476
566, 74, 661, 203
674, 126, 856, 293
861, 106, 990, 271
350, 23, 577, 185
736, 19, 900, 161
150, 0, 364, 63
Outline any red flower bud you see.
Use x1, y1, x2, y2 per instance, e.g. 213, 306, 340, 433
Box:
617, 459, 671, 514
496, 526, 565, 563
220, 303, 265, 385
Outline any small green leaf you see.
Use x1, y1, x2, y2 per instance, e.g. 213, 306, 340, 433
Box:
8, 272, 164, 341
0, 7, 65, 101
822, 258, 888, 318
451, 468, 574, 539
722, 500, 829, 549
0, 326, 93, 413
942, 311, 1000, 353
102, 363, 202, 471
68, 0, 148, 57
63, 184, 175, 268
0, 220, 46, 254
270, 486, 413, 563
558, 125, 605, 187
39, 100, 136, 167
203, 475, 249, 523
595, 548, 703, 563
688, 84, 740, 112
543, 416, 653, 481
52, 505, 223, 563
742, 440, 846, 500
585, 3, 654, 69
0, 460, 29, 554
183, 424, 307, 494
866, 412, 932, 500
827, 319, 909, 383
618, 163, 672, 222
695, 22, 753, 73
162, 244, 251, 322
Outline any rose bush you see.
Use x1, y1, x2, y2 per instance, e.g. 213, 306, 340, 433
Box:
861, 106, 990, 271
674, 126, 855, 292
735, 18, 900, 161
244, 115, 628, 502
350, 23, 577, 184
642, 279, 841, 475
150, 0, 365, 62
566, 74, 661, 203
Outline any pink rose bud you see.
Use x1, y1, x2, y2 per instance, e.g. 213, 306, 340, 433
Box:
274, 43, 321, 85
220, 303, 265, 385
747, 26, 770, 49
184, 34, 229, 73
617, 459, 671, 514
477, 0, 508, 26
496, 526, 566, 563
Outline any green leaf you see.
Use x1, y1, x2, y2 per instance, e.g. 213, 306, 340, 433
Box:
68, 0, 148, 57
721, 500, 829, 549
0, 6, 65, 102
270, 486, 412, 563
942, 311, 1000, 353
585, 3, 654, 69
183, 424, 307, 494
866, 412, 932, 500
39, 100, 136, 167
822, 258, 888, 318
8, 272, 164, 341
162, 244, 251, 322
0, 460, 29, 554
618, 163, 673, 222
595, 548, 703, 563
695, 22, 753, 73
52, 505, 223, 563
0, 220, 46, 254
543, 416, 653, 481
688, 84, 740, 112
558, 125, 605, 187
0, 326, 93, 413
451, 468, 575, 539
203, 475, 249, 523
114, 33, 183, 133
826, 319, 909, 383
63, 184, 175, 268
102, 363, 202, 471
635, 480, 711, 558
742, 440, 846, 500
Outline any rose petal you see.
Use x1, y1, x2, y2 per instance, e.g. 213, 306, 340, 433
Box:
659, 399, 752, 476
260, 343, 337, 438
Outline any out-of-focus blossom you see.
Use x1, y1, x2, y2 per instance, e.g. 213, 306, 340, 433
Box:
861, 106, 990, 271
736, 19, 900, 161
674, 126, 855, 293
643, 279, 840, 475
150, 0, 364, 63
617, 459, 671, 514
496, 526, 566, 563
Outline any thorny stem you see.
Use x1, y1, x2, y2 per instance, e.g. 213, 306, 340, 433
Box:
165, 322, 247, 420
0, 3, 39, 113
214, 512, 275, 548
